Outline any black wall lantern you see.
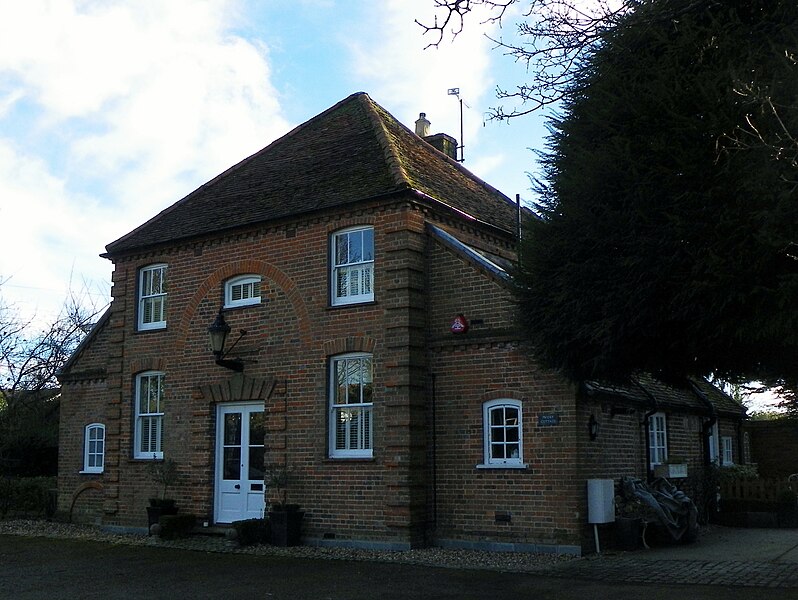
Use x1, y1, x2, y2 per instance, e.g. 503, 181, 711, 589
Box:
208, 309, 246, 372
588, 414, 599, 441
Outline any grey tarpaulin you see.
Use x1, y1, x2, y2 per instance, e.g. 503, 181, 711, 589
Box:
621, 476, 699, 543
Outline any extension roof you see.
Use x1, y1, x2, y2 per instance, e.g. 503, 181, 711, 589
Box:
105, 92, 517, 256
583, 373, 746, 418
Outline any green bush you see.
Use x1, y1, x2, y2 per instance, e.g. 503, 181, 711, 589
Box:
158, 514, 196, 540
0, 476, 56, 518
232, 518, 270, 546
716, 464, 759, 482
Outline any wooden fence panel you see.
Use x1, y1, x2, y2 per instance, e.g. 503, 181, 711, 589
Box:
720, 478, 793, 502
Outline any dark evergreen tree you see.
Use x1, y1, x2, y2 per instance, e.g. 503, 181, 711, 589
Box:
515, 0, 798, 395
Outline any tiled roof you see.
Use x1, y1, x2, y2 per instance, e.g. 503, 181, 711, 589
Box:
582, 373, 746, 418
105, 92, 517, 256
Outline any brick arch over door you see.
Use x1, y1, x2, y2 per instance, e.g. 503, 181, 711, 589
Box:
174, 259, 313, 352
198, 374, 277, 404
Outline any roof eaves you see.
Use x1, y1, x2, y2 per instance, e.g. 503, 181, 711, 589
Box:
56, 307, 111, 379
411, 189, 517, 238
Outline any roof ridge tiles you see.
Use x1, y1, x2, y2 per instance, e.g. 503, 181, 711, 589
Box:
357, 94, 412, 191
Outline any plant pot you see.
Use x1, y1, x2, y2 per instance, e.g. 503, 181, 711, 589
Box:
615, 517, 642, 551
146, 501, 179, 533
268, 509, 304, 547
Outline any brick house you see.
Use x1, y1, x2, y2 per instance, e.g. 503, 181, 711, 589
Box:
57, 92, 745, 554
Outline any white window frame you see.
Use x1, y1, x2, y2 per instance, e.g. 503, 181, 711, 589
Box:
81, 423, 105, 473
331, 226, 374, 306
224, 275, 262, 308
134, 371, 165, 459
648, 412, 668, 467
138, 264, 167, 330
721, 436, 734, 466
479, 399, 525, 468
329, 353, 373, 458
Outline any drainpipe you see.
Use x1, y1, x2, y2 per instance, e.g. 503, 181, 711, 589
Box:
430, 372, 439, 534
688, 380, 717, 466
633, 377, 659, 482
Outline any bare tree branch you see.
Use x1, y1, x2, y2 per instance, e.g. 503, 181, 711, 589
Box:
0, 281, 105, 401
419, 1, 723, 119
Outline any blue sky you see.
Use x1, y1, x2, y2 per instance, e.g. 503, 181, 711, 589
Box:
0, 0, 550, 326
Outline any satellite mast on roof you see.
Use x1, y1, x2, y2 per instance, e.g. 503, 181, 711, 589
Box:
447, 88, 465, 162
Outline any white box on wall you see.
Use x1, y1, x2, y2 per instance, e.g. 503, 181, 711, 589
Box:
587, 478, 615, 523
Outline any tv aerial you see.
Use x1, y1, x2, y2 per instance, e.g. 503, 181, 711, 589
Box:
447, 88, 466, 162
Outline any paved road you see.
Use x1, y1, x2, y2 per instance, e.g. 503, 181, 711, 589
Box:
2, 535, 798, 600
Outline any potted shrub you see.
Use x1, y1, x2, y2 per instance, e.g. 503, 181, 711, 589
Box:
146, 457, 179, 532
266, 464, 303, 546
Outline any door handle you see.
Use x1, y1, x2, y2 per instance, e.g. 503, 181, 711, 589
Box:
234, 484, 240, 489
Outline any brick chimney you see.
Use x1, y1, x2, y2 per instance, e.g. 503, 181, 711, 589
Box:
414, 112, 458, 161
415, 113, 431, 137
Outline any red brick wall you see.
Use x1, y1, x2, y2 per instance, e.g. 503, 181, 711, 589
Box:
60, 197, 486, 547
58, 314, 114, 523
426, 236, 582, 549
59, 193, 744, 554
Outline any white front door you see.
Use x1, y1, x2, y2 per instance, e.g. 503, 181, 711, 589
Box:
214, 402, 265, 524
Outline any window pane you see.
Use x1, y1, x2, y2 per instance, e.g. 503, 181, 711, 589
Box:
350, 231, 363, 262
138, 378, 150, 413
248, 447, 264, 480
492, 443, 505, 459
140, 417, 155, 453
336, 269, 348, 298
491, 408, 504, 426
143, 269, 153, 295
491, 427, 505, 443
224, 413, 241, 445
335, 360, 347, 403
361, 265, 372, 295
349, 267, 360, 296
249, 412, 265, 445
336, 234, 349, 266
142, 299, 153, 323
504, 407, 518, 424
349, 409, 361, 449
152, 297, 164, 322
223, 447, 241, 480
362, 228, 374, 261
335, 409, 348, 450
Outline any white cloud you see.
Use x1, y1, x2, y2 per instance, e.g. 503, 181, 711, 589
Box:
0, 140, 108, 321
344, 0, 498, 145
0, 0, 289, 323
